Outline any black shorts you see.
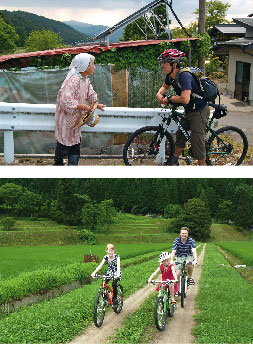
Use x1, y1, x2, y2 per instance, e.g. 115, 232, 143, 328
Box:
55, 141, 80, 158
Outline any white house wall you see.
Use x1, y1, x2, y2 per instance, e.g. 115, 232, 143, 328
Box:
228, 48, 253, 105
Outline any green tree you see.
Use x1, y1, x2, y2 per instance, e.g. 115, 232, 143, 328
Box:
216, 200, 233, 223
171, 22, 198, 38
56, 180, 78, 236
0, 15, 19, 53
0, 183, 24, 214
233, 188, 253, 229
98, 199, 117, 228
177, 198, 212, 241
82, 202, 99, 230
164, 203, 182, 219
16, 190, 42, 217
24, 29, 65, 52
193, 0, 231, 32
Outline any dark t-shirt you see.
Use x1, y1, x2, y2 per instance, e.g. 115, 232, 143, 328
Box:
165, 71, 207, 113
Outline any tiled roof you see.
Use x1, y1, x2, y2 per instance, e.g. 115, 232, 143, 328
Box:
0, 38, 199, 65
210, 24, 246, 35
233, 18, 253, 28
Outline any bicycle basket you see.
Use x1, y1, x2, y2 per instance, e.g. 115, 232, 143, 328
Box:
213, 105, 227, 119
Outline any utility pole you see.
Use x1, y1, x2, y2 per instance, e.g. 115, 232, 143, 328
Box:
198, 0, 206, 73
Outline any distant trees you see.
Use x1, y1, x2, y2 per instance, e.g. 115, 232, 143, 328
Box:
172, 0, 231, 38
24, 29, 65, 52
166, 198, 212, 241
0, 179, 253, 235
0, 14, 19, 53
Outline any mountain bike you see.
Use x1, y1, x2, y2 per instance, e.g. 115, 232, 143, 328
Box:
123, 103, 248, 166
151, 280, 176, 331
93, 275, 124, 327
175, 260, 193, 308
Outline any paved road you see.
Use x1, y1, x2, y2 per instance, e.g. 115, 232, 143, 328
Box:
219, 95, 253, 147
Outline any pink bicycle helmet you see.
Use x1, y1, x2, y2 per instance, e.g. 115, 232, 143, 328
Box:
157, 49, 185, 64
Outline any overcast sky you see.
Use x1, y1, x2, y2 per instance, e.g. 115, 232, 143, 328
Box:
0, 0, 251, 27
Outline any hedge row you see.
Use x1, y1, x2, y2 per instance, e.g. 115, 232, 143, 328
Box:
0, 262, 96, 304
0, 249, 167, 304
0, 258, 159, 343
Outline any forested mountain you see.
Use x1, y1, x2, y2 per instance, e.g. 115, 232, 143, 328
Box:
64, 20, 125, 43
0, 10, 89, 46
0, 178, 252, 217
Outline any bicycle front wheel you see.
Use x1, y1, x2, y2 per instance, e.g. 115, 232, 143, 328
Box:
123, 126, 175, 166
206, 126, 248, 166
94, 291, 106, 327
113, 284, 124, 314
154, 296, 167, 331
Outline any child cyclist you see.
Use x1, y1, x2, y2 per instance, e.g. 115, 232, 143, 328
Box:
91, 244, 121, 309
148, 252, 178, 304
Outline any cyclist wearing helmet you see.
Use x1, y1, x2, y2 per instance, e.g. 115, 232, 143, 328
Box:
170, 227, 197, 293
156, 48, 210, 166
148, 251, 178, 303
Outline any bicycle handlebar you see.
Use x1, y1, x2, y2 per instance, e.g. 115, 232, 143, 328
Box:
94, 274, 120, 279
94, 274, 111, 279
175, 261, 192, 265
150, 279, 176, 285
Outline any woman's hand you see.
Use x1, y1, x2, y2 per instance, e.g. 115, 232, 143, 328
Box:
97, 103, 106, 111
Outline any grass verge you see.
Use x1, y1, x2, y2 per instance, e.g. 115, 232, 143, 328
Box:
0, 257, 159, 343
194, 243, 253, 344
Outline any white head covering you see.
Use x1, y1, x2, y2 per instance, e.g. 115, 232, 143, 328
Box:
66, 53, 93, 80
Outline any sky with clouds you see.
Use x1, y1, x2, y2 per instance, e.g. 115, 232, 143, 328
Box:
0, 0, 251, 27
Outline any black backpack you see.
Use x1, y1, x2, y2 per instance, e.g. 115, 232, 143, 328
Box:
175, 67, 220, 104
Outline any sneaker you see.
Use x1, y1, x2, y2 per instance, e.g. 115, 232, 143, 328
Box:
187, 278, 195, 286
167, 156, 179, 166
171, 300, 176, 305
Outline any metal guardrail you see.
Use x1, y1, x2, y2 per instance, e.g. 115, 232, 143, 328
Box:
0, 102, 180, 163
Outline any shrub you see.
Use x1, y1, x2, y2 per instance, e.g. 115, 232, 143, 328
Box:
164, 203, 182, 219
1, 217, 16, 231
79, 229, 96, 245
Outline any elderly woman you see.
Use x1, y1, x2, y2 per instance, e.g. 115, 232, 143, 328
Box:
54, 53, 105, 166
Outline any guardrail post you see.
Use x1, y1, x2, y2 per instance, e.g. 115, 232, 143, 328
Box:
4, 131, 14, 164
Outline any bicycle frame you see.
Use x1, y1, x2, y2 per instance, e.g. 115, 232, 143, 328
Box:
102, 280, 113, 305
151, 280, 175, 311
159, 105, 233, 161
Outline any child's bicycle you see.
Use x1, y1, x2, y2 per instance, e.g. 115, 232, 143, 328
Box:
151, 279, 176, 331
93, 275, 124, 327
176, 260, 194, 308
123, 103, 248, 166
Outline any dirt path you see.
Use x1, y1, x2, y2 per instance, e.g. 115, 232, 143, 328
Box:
70, 244, 206, 344
152, 244, 206, 344
69, 283, 157, 344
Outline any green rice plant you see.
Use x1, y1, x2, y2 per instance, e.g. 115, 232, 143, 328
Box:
0, 243, 171, 279
215, 242, 253, 266
0, 262, 96, 304
194, 244, 253, 344
0, 257, 159, 343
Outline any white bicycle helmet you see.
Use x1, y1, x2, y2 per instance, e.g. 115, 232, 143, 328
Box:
159, 252, 171, 263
